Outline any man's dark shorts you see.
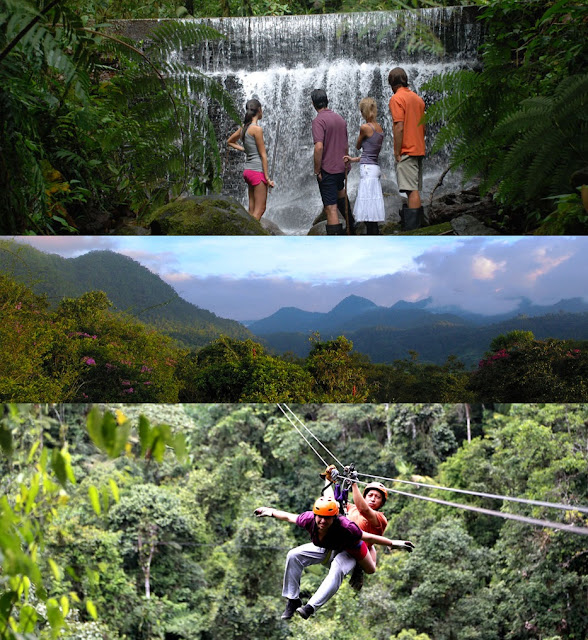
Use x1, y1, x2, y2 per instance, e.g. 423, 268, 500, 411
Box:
317, 171, 345, 206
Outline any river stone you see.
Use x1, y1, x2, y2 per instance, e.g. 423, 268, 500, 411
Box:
451, 215, 500, 235
308, 221, 328, 236
260, 217, 285, 235
141, 196, 269, 235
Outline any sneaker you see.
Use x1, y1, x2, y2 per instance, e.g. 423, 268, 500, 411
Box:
281, 598, 302, 620
296, 603, 315, 620
349, 564, 364, 592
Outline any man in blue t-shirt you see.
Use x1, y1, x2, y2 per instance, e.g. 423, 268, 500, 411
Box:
311, 89, 354, 235
255, 496, 414, 620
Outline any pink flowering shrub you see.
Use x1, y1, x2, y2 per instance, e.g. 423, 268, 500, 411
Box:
1, 276, 182, 401
469, 338, 588, 401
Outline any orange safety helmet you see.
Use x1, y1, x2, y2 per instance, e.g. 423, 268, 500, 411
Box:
363, 482, 388, 506
313, 496, 339, 517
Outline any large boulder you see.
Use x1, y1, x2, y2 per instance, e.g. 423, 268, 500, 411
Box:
260, 217, 285, 235
140, 196, 270, 235
451, 214, 500, 235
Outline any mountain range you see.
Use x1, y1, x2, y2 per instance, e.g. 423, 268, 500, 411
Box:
247, 294, 588, 366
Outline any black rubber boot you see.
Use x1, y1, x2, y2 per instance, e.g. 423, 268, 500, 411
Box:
281, 598, 302, 620
365, 221, 380, 235
337, 197, 355, 234
403, 206, 422, 230
326, 223, 343, 235
399, 203, 408, 227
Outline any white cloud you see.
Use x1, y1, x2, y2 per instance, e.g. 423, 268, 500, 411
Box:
471, 256, 505, 280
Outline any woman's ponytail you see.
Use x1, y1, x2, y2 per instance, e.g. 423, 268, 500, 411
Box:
241, 98, 262, 141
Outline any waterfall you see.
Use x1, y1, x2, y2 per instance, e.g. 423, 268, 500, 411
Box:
185, 8, 483, 234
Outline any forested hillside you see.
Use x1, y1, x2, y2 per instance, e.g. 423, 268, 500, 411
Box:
0, 240, 251, 346
1, 403, 587, 639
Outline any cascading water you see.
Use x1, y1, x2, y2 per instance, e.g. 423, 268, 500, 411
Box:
186, 8, 483, 234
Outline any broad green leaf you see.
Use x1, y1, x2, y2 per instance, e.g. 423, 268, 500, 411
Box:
86, 406, 104, 450
88, 485, 101, 515
27, 440, 40, 463
108, 479, 120, 502
60, 595, 69, 619
138, 414, 151, 457
24, 474, 40, 514
86, 599, 98, 620
51, 450, 67, 486
101, 485, 109, 512
0, 425, 12, 456
0, 591, 17, 624
46, 598, 64, 633
19, 603, 37, 632
48, 559, 61, 581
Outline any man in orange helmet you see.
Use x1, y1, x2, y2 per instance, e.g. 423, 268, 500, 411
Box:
255, 494, 414, 620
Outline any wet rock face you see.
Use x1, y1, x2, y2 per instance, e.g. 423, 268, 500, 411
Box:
140, 196, 271, 235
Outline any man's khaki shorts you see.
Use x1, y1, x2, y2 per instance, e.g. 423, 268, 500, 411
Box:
396, 155, 423, 193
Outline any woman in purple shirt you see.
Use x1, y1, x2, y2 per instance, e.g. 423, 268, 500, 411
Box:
255, 496, 414, 620
344, 97, 386, 235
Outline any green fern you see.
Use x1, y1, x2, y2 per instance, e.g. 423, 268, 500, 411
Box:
0, 2, 239, 232
489, 74, 588, 204
423, 0, 587, 228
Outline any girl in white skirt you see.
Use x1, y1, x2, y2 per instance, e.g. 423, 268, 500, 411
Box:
344, 97, 385, 235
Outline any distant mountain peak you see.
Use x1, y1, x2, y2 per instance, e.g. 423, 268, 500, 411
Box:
390, 297, 433, 310
330, 295, 378, 312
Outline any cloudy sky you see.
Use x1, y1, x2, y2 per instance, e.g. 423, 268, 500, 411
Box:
9, 235, 588, 321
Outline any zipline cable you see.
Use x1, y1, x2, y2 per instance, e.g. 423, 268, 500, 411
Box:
277, 403, 332, 468
279, 405, 588, 537
377, 484, 588, 536
278, 403, 344, 467
357, 472, 588, 515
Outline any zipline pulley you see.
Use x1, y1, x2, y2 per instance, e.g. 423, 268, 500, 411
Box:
320, 463, 358, 515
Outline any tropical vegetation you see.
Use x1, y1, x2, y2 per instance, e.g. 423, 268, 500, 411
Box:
1, 403, 587, 639
1, 0, 586, 234
0, 0, 237, 234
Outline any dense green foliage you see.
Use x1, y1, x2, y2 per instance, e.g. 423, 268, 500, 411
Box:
1, 403, 587, 639
424, 0, 588, 232
0, 0, 238, 234
2, 272, 587, 402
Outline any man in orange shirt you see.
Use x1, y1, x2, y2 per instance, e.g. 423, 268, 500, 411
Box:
388, 67, 426, 229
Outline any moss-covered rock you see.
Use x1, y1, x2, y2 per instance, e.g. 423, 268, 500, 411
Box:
140, 196, 270, 235
380, 220, 454, 235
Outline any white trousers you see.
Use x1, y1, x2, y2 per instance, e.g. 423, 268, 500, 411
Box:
282, 543, 356, 610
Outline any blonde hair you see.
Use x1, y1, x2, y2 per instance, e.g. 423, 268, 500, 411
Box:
359, 97, 377, 122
